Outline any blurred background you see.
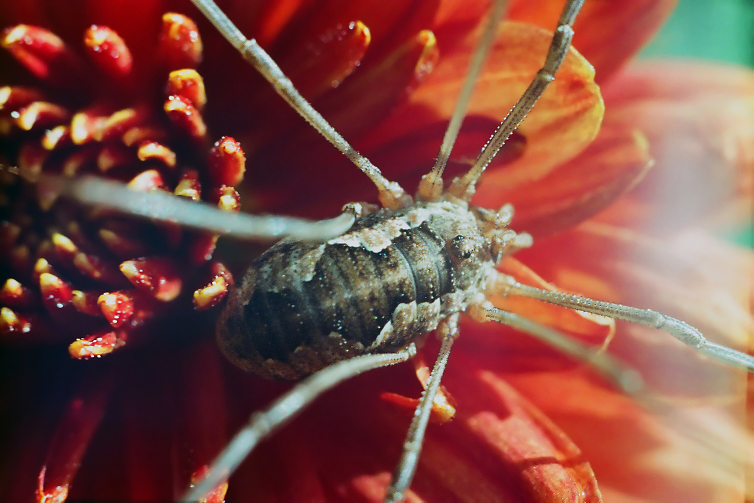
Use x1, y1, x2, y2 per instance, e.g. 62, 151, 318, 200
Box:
642, 0, 753, 66
641, 0, 753, 249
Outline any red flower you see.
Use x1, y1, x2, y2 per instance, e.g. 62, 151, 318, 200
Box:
1, 1, 752, 502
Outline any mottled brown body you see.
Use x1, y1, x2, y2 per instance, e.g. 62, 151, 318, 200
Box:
218, 200, 498, 380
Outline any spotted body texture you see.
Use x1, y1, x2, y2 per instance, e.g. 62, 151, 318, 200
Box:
218, 200, 499, 380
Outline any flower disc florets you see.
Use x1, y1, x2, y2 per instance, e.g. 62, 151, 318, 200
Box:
0, 13, 243, 358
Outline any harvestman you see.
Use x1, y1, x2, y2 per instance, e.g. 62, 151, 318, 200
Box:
19, 0, 753, 501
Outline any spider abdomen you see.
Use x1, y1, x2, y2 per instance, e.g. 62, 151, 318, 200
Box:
217, 202, 494, 380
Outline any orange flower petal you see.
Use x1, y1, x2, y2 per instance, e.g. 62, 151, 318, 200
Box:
227, 19, 372, 150
364, 21, 603, 193
494, 257, 615, 346
478, 123, 652, 237
508, 0, 677, 83
504, 368, 748, 502
238, 28, 441, 214
437, 365, 603, 502
518, 223, 752, 394
598, 61, 754, 234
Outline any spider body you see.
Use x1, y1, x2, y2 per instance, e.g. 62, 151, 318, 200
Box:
218, 199, 510, 380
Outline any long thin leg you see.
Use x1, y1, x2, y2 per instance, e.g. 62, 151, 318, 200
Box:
41, 173, 355, 241
385, 315, 459, 503
500, 279, 754, 373
189, 0, 410, 210
472, 303, 643, 394
181, 345, 417, 503
475, 303, 752, 478
417, 0, 508, 201
448, 0, 586, 201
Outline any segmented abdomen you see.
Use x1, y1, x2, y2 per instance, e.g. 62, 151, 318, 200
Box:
217, 222, 455, 380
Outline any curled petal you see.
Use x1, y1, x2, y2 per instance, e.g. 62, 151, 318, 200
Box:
0, 306, 32, 336
318, 28, 439, 137
39, 273, 74, 316
1, 24, 83, 83
70, 107, 107, 145
97, 291, 134, 327
15, 101, 69, 131
0, 278, 36, 309
41, 125, 70, 150
193, 261, 233, 311
193, 274, 227, 310
320, 0, 439, 62
166, 69, 206, 111
71, 290, 101, 316
96, 144, 132, 173
32, 258, 55, 284
279, 20, 372, 100
231, 0, 439, 62
208, 136, 245, 188
449, 369, 602, 502
241, 28, 441, 214
214, 185, 241, 211
83, 25, 133, 78
73, 250, 125, 285
96, 107, 148, 142
164, 94, 207, 141
69, 330, 125, 359
98, 221, 152, 258
503, 369, 748, 502
120, 258, 182, 302
159, 12, 202, 70
0, 85, 44, 111
137, 141, 177, 168
127, 168, 166, 191
366, 364, 603, 501
174, 169, 201, 200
